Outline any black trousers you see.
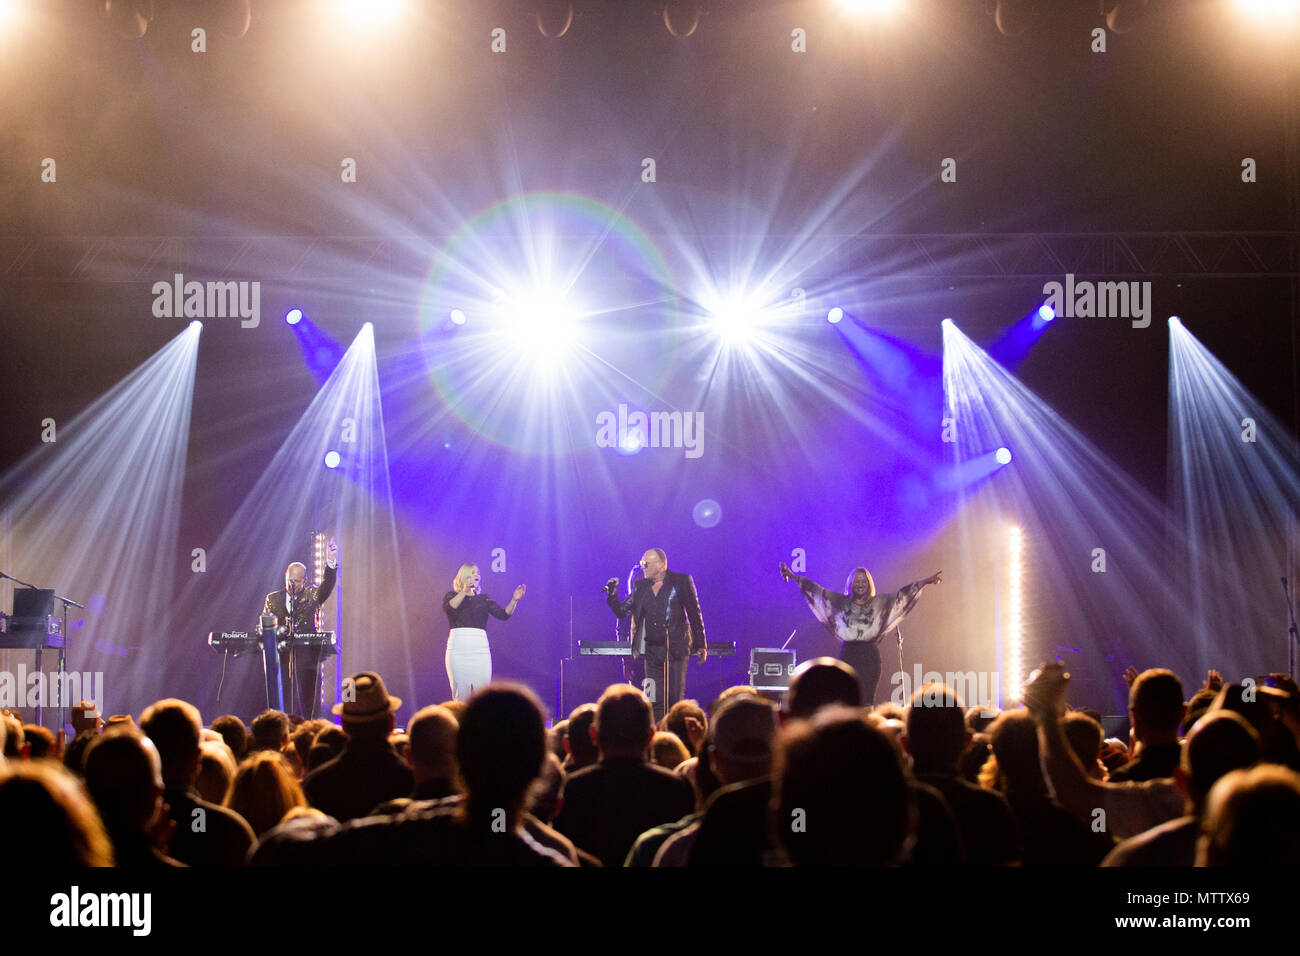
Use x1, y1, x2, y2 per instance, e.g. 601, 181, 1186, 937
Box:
280, 645, 325, 719
629, 645, 687, 723
839, 641, 882, 707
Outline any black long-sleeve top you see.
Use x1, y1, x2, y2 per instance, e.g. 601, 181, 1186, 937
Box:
442, 591, 511, 629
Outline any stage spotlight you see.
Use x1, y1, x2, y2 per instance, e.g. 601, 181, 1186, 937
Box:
286, 309, 303, 326
995, 447, 1012, 465
941, 317, 954, 328
1036, 304, 1054, 322
664, 0, 702, 37
536, 0, 574, 38
324, 450, 341, 469
1168, 315, 1182, 326
617, 429, 644, 456
503, 290, 581, 367
335, 0, 403, 27
188, 321, 203, 332
103, 0, 153, 39
835, 0, 902, 14
450, 309, 467, 326
708, 297, 758, 345
1234, 0, 1299, 18
692, 498, 722, 528
827, 307, 844, 324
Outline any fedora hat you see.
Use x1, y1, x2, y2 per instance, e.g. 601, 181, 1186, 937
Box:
333, 671, 402, 723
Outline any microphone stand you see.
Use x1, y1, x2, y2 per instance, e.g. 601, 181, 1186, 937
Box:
51, 592, 84, 733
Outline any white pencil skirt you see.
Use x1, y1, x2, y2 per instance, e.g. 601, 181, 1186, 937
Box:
446, 627, 491, 702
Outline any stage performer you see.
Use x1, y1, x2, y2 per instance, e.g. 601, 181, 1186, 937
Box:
443, 564, 526, 701
605, 548, 707, 723
779, 561, 941, 706
263, 536, 338, 718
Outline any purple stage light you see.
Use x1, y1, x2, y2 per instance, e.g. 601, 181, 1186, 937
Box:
827, 307, 844, 324
1037, 304, 1054, 322
995, 447, 1012, 465
286, 309, 303, 325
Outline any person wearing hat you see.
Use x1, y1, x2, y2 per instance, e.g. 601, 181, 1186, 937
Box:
301, 672, 413, 822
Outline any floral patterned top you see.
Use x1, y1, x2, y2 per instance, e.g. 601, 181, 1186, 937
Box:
793, 575, 930, 644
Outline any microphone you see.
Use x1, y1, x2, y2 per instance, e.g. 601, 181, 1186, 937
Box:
602, 577, 618, 595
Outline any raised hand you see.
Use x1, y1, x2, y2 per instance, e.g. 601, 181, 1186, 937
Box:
513, 584, 527, 601
326, 536, 339, 565
927, 571, 943, 586
1204, 669, 1223, 693
779, 562, 793, 582
1122, 666, 1139, 687
683, 715, 706, 753
1022, 662, 1069, 718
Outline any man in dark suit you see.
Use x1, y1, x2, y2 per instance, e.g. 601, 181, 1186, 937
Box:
553, 684, 695, 866
263, 537, 337, 718
605, 548, 707, 722
140, 698, 256, 866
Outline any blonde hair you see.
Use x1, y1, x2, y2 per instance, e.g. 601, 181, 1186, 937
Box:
452, 564, 479, 593
224, 751, 307, 837
844, 567, 876, 598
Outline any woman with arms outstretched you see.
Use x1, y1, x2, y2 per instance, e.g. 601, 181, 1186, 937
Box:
780, 562, 941, 706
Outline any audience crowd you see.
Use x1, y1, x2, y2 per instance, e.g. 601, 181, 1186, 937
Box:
3, 657, 1299, 867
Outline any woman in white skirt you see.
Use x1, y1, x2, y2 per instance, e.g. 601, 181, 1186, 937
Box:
443, 563, 526, 701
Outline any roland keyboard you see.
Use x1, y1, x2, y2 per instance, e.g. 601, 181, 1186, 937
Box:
577, 640, 735, 657
208, 630, 336, 654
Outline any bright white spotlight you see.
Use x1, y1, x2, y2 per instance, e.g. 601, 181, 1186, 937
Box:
827, 307, 844, 324
502, 289, 581, 368
335, 0, 404, 25
995, 447, 1012, 465
617, 429, 645, 456
1037, 304, 1055, 322
323, 450, 341, 469
286, 309, 303, 326
707, 290, 771, 346
1168, 315, 1182, 326
941, 317, 954, 328
836, 0, 903, 14
1234, 0, 1299, 20
450, 309, 467, 326
188, 321, 203, 332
